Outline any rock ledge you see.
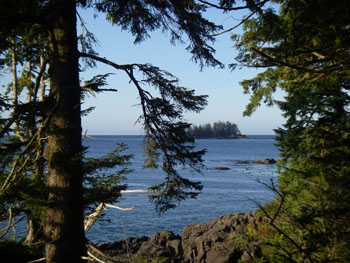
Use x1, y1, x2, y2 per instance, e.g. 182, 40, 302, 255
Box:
90, 211, 263, 263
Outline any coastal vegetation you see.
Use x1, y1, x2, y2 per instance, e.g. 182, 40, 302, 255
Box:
187, 121, 246, 139
232, 0, 350, 261
1, 0, 349, 262
0, 1, 220, 262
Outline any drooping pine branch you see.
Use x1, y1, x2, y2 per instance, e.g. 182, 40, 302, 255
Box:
79, 52, 208, 212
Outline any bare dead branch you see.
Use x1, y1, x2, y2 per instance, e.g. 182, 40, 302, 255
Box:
121, 189, 162, 193
0, 204, 26, 238
27, 258, 46, 263
84, 202, 134, 233
87, 251, 106, 263
78, 52, 133, 71
105, 203, 133, 210
84, 203, 105, 233
87, 239, 119, 263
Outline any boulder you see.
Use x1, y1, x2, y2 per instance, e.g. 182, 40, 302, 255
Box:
93, 236, 148, 262
236, 160, 250, 164
135, 230, 183, 262
253, 158, 276, 164
214, 167, 230, 170
182, 212, 261, 263
92, 231, 182, 263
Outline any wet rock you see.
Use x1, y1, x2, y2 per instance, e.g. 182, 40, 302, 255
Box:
182, 212, 262, 263
135, 230, 183, 262
92, 236, 148, 263
236, 160, 250, 164
91, 212, 265, 263
253, 158, 276, 164
214, 167, 230, 170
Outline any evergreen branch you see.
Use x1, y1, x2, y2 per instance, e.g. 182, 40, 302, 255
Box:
198, 0, 269, 12
258, 203, 314, 263
250, 178, 316, 263
252, 47, 311, 72
0, 99, 55, 196
0, 133, 39, 195
79, 54, 181, 164
197, 0, 250, 10
0, 113, 18, 138
79, 52, 205, 212
251, 48, 342, 74
78, 52, 134, 71
209, 11, 255, 37
82, 73, 118, 94
254, 178, 284, 222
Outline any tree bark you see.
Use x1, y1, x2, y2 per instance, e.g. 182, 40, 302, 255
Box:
44, 0, 86, 262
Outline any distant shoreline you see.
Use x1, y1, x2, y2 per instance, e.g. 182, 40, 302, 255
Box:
86, 134, 276, 140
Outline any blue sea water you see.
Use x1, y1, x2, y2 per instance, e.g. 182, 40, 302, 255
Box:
83, 135, 279, 243
1, 135, 279, 243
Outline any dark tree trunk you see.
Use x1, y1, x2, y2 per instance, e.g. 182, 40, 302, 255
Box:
44, 0, 86, 262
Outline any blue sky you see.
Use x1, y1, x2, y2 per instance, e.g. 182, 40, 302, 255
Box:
78, 7, 285, 135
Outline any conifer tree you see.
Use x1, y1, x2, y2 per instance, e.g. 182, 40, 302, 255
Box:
0, 1, 247, 262
231, 0, 350, 261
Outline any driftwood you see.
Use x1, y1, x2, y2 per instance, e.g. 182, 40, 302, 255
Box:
121, 189, 160, 193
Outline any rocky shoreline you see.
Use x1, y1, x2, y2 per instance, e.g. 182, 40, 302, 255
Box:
89, 211, 265, 263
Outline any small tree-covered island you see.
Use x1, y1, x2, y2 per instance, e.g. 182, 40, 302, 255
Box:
188, 121, 247, 139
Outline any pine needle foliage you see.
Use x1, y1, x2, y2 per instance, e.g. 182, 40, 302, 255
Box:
232, 0, 350, 261
1, 1, 241, 259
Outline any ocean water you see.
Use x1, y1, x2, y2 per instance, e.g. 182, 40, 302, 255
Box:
1, 135, 279, 243
83, 135, 279, 243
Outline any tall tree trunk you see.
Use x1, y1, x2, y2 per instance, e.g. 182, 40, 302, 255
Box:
44, 0, 85, 262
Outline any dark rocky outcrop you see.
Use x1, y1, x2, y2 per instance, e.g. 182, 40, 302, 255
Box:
213, 166, 230, 170
253, 158, 276, 164
92, 231, 182, 263
135, 230, 183, 262
237, 158, 276, 164
182, 212, 262, 263
89, 212, 264, 263
236, 160, 249, 164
